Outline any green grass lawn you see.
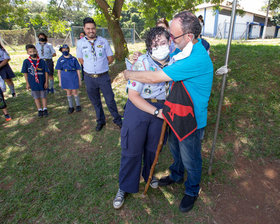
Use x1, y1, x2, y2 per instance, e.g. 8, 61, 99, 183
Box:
0, 39, 280, 223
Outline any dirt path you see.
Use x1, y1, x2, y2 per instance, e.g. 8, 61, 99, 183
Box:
207, 157, 280, 224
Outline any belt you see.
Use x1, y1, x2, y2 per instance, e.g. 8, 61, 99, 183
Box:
84, 71, 107, 78
145, 98, 165, 104
43, 59, 53, 61
63, 69, 76, 72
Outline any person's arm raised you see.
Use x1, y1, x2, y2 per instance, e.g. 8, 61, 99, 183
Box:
124, 70, 172, 84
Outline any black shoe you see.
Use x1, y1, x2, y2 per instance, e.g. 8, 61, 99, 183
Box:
68, 107, 75, 114
116, 122, 122, 129
158, 176, 183, 187
76, 106, 82, 112
38, 110, 43, 118
43, 109, 48, 117
179, 194, 198, 213
96, 123, 105, 132
12, 93, 16, 97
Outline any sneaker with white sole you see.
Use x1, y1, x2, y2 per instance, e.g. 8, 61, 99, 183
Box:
113, 188, 126, 209
149, 176, 159, 189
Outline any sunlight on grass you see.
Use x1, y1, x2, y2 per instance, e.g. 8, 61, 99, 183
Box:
142, 204, 152, 215
159, 188, 175, 205
46, 121, 62, 132
0, 145, 25, 168
80, 134, 93, 143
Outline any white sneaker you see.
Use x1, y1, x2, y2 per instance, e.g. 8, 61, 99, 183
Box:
150, 176, 159, 189
113, 188, 126, 209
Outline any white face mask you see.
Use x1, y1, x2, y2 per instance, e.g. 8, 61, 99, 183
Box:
173, 35, 194, 61
151, 44, 170, 60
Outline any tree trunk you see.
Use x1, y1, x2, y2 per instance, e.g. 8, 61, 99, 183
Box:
95, 0, 128, 62
107, 18, 128, 62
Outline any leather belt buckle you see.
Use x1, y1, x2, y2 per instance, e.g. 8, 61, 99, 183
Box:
93, 74, 98, 78
65, 69, 68, 72
151, 99, 157, 103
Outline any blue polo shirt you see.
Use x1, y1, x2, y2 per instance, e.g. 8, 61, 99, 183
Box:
163, 39, 213, 129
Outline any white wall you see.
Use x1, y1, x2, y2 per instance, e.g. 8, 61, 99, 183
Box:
235, 12, 253, 23
204, 8, 216, 37
265, 26, 275, 38
251, 25, 261, 38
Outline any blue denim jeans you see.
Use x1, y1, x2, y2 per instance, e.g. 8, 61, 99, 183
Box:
168, 128, 204, 196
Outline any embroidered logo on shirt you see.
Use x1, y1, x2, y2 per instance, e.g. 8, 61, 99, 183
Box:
144, 88, 152, 95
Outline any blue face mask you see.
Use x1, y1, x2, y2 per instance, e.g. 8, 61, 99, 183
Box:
62, 51, 69, 56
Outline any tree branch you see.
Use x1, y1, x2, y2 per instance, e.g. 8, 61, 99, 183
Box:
95, 0, 111, 18
113, 0, 124, 18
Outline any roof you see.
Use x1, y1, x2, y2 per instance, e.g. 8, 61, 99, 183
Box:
195, 1, 272, 19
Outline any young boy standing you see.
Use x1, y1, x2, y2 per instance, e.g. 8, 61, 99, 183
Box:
21, 44, 49, 117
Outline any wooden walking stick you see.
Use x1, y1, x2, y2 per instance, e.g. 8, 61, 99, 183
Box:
143, 120, 167, 195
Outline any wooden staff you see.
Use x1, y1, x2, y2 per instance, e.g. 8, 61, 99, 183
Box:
143, 120, 167, 195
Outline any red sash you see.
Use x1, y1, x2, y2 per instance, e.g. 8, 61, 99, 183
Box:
28, 56, 40, 83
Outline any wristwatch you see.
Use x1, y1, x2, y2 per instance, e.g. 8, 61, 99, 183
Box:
153, 108, 159, 117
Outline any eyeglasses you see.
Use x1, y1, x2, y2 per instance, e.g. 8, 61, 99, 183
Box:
170, 32, 189, 40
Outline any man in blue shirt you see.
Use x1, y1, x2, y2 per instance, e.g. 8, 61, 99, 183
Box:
77, 17, 122, 131
124, 11, 213, 213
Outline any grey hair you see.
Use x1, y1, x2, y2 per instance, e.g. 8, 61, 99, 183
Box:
174, 11, 201, 39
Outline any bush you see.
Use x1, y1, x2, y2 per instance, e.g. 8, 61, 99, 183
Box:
0, 28, 35, 45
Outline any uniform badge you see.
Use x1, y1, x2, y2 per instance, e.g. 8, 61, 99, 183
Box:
132, 82, 136, 87
128, 80, 131, 85
85, 54, 89, 58
97, 45, 103, 48
37, 68, 42, 71
144, 88, 152, 95
150, 67, 155, 71
134, 62, 142, 71
99, 53, 102, 56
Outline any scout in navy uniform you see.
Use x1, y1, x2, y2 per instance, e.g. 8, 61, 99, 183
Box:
0, 43, 16, 97
0, 77, 12, 121
22, 44, 49, 117
76, 17, 122, 131
113, 27, 171, 209
35, 33, 56, 93
56, 44, 82, 114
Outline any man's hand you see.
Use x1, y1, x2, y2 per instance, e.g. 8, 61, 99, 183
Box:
132, 51, 142, 64
26, 83, 30, 90
59, 82, 61, 87
79, 80, 82, 87
44, 82, 48, 89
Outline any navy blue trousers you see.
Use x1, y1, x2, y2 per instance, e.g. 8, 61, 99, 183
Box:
119, 99, 164, 193
84, 73, 122, 125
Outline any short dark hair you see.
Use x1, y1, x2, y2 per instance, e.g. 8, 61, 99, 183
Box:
174, 11, 201, 39
156, 18, 169, 29
26, 44, 36, 51
83, 17, 96, 27
145, 27, 170, 53
38, 33, 48, 41
79, 31, 85, 35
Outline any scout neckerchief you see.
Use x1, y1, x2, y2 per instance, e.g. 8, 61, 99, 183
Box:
86, 36, 97, 60
150, 54, 171, 95
40, 43, 44, 57
28, 56, 40, 83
